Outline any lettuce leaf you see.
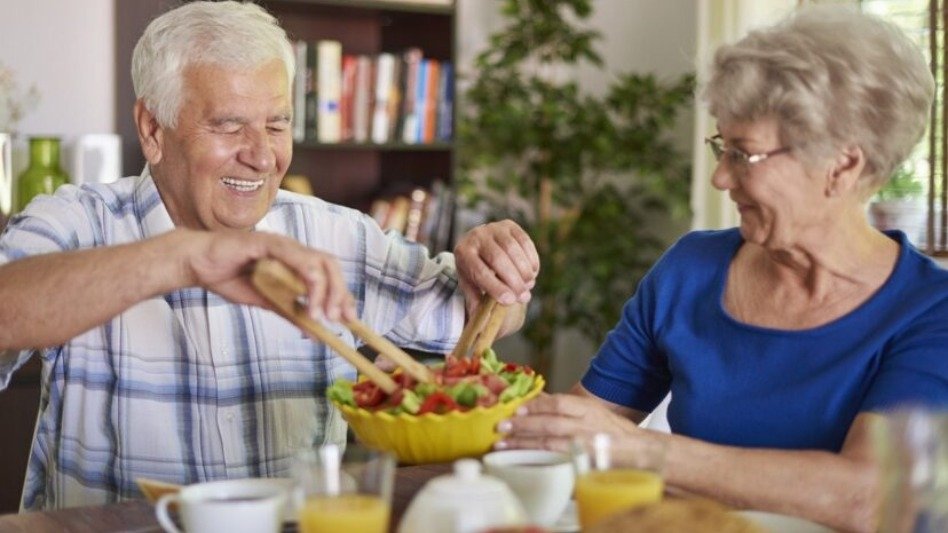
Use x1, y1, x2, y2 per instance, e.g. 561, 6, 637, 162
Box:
326, 380, 355, 407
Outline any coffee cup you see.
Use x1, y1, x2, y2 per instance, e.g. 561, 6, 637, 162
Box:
482, 449, 574, 527
155, 478, 289, 533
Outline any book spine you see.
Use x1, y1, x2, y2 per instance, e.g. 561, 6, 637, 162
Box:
292, 40, 308, 142
371, 53, 397, 144
304, 42, 318, 142
353, 55, 373, 143
436, 61, 453, 142
316, 40, 342, 143
339, 54, 358, 142
400, 48, 423, 144
422, 59, 440, 144
411, 59, 429, 144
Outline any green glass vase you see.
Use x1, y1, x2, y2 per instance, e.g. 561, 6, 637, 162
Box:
16, 136, 70, 212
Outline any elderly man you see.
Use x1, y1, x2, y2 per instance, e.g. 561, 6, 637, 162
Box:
0, 1, 537, 510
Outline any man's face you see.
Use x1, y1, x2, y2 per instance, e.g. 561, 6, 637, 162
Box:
150, 59, 292, 231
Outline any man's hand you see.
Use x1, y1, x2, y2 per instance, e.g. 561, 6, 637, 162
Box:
184, 229, 356, 322
454, 220, 539, 313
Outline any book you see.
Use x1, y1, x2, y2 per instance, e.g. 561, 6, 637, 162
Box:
353, 55, 373, 143
339, 54, 358, 142
292, 40, 308, 142
371, 53, 397, 144
421, 59, 440, 143
436, 61, 454, 141
399, 48, 424, 144
316, 40, 342, 143
410, 59, 429, 144
304, 43, 319, 142
404, 187, 429, 242
384, 195, 411, 234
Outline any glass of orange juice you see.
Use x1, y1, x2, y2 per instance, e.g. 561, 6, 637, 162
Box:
292, 444, 395, 533
572, 433, 667, 529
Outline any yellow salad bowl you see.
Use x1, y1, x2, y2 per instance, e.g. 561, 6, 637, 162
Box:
332, 375, 545, 464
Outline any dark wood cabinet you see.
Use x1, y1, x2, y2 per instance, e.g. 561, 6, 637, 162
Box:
0, 357, 41, 513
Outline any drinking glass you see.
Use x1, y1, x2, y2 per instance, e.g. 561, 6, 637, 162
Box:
292, 444, 396, 533
571, 432, 667, 529
875, 409, 948, 533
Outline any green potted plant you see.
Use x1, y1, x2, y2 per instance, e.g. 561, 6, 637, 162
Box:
869, 163, 926, 245
457, 0, 695, 377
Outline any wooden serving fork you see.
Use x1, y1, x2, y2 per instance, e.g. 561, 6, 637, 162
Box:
250, 258, 434, 394
450, 293, 508, 359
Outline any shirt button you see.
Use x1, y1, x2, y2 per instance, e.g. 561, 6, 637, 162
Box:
226, 413, 235, 422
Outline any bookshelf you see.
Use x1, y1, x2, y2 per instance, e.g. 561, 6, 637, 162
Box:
115, 0, 457, 247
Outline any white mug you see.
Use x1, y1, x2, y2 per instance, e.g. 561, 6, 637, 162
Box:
482, 449, 575, 527
70, 133, 121, 186
155, 478, 289, 533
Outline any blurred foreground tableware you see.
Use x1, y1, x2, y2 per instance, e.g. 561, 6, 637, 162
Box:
399, 458, 528, 533
736, 510, 830, 533
293, 444, 395, 533
874, 409, 948, 533
154, 478, 288, 533
572, 432, 666, 529
136, 477, 182, 504
585, 499, 764, 533
337, 373, 544, 464
482, 449, 574, 527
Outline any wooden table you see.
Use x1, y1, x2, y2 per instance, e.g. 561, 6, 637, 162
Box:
0, 463, 451, 532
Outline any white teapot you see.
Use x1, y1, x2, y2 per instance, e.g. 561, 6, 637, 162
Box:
398, 459, 528, 533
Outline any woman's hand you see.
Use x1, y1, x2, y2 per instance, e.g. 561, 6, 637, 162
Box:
496, 393, 642, 453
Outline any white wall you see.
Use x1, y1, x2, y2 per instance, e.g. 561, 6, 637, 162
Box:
0, 0, 115, 138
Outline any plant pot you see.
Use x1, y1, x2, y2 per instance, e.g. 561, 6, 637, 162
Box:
869, 199, 926, 245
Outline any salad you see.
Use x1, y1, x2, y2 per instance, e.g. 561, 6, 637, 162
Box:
327, 349, 536, 415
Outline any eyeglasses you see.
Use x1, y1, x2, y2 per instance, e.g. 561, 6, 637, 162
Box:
705, 134, 792, 168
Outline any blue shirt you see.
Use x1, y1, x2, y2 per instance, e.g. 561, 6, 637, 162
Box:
0, 168, 465, 510
582, 229, 948, 452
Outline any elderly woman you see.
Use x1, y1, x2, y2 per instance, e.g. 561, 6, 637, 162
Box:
497, 6, 948, 531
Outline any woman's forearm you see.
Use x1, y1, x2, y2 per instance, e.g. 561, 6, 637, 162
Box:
658, 422, 878, 532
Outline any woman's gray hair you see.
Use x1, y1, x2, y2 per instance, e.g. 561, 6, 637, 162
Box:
131, 1, 295, 129
704, 5, 934, 194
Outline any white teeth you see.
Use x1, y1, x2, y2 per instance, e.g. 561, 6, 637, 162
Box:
221, 177, 265, 192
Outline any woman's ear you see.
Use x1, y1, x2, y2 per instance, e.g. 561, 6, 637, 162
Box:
134, 100, 163, 165
826, 145, 865, 197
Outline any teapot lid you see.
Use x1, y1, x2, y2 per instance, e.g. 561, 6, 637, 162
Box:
426, 459, 511, 498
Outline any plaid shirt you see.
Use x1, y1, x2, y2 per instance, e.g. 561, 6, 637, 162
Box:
0, 168, 464, 510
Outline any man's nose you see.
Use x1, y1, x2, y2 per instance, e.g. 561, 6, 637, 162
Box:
238, 128, 276, 172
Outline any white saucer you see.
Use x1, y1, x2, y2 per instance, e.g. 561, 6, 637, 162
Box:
736, 510, 832, 532
548, 499, 579, 533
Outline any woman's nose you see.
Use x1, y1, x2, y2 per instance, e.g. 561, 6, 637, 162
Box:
710, 160, 737, 191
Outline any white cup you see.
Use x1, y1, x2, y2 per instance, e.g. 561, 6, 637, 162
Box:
482, 449, 575, 527
155, 478, 289, 533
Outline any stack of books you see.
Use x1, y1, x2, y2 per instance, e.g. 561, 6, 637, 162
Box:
369, 180, 455, 251
292, 40, 454, 146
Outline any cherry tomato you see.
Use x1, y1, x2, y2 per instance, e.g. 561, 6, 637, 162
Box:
418, 391, 460, 414
353, 380, 385, 409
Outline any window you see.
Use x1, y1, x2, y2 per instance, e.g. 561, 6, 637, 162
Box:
861, 0, 948, 256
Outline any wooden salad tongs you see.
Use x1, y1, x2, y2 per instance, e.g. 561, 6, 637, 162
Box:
250, 258, 434, 394
450, 293, 508, 359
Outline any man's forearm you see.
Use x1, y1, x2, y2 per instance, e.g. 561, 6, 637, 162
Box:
0, 230, 196, 350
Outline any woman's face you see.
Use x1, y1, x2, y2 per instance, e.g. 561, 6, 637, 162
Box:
711, 118, 834, 249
